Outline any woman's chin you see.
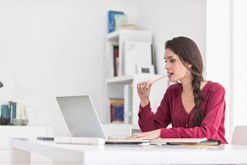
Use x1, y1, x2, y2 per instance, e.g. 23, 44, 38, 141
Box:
169, 78, 177, 83
168, 75, 178, 83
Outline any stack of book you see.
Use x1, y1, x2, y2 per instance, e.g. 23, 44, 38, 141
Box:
107, 10, 139, 33
0, 101, 28, 125
108, 10, 125, 33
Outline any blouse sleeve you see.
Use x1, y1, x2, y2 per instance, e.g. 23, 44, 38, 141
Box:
138, 92, 171, 132
160, 84, 226, 141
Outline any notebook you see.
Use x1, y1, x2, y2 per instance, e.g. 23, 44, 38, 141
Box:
55, 95, 148, 144
150, 138, 221, 146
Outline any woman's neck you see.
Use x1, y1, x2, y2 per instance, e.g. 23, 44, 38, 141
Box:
181, 79, 206, 93
180, 77, 193, 94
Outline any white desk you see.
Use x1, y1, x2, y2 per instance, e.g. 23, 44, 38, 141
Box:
10, 138, 247, 165
0, 126, 52, 164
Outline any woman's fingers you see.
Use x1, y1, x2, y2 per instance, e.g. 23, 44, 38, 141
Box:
128, 129, 161, 140
127, 133, 141, 139
127, 133, 147, 140
137, 80, 152, 94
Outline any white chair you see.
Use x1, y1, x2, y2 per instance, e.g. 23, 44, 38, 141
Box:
232, 125, 247, 145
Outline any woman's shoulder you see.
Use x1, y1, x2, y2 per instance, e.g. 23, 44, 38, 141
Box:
163, 83, 182, 99
203, 81, 225, 93
165, 81, 225, 94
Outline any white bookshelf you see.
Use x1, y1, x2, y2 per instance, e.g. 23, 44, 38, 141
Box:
105, 30, 153, 78
105, 30, 169, 129
105, 74, 168, 129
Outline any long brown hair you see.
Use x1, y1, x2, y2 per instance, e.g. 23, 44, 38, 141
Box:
165, 36, 204, 126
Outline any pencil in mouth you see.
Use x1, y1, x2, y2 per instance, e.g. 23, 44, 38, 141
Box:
151, 74, 167, 84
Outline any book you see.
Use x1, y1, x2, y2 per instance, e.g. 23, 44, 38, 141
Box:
109, 98, 124, 123
114, 14, 128, 31
174, 138, 221, 146
108, 10, 124, 33
113, 45, 119, 76
12, 102, 17, 119
150, 138, 221, 146
8, 101, 14, 125
117, 24, 140, 31
54, 137, 105, 145
16, 102, 21, 119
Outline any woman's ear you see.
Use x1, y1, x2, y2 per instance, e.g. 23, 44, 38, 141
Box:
186, 63, 192, 68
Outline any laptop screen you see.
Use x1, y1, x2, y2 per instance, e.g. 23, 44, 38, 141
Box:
56, 95, 107, 139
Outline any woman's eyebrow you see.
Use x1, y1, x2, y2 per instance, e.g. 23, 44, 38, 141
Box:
165, 55, 174, 60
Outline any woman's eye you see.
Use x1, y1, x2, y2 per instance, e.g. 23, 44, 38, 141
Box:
165, 58, 176, 64
170, 59, 176, 63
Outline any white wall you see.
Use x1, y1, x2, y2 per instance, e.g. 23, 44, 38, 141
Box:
206, 0, 247, 142
0, 0, 139, 136
138, 0, 206, 75
232, 0, 247, 128
206, 0, 232, 141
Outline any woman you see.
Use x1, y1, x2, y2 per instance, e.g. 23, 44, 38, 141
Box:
131, 36, 227, 144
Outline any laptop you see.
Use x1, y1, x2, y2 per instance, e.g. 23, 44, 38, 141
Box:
56, 95, 148, 144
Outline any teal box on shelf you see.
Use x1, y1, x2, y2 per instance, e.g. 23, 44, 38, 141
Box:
0, 104, 10, 125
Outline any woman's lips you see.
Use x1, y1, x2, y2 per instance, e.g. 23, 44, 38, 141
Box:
168, 73, 174, 78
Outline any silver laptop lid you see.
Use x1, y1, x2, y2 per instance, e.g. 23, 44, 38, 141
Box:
56, 95, 107, 139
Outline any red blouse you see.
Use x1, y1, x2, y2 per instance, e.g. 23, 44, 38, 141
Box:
138, 81, 228, 144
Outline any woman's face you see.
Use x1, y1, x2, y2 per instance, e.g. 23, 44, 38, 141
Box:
164, 48, 192, 82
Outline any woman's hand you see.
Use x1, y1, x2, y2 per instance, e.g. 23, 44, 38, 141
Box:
137, 80, 152, 107
128, 129, 161, 140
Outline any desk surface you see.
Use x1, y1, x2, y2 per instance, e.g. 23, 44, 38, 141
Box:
10, 138, 247, 165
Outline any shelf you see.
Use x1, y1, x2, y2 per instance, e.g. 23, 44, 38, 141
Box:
106, 74, 163, 85
106, 75, 134, 84
106, 30, 152, 43
106, 31, 120, 43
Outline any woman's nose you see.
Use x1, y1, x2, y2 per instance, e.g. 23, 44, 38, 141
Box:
164, 63, 169, 70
